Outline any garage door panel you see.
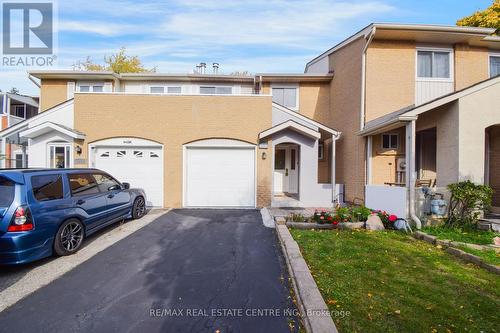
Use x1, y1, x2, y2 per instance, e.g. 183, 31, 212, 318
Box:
185, 147, 255, 207
95, 146, 163, 207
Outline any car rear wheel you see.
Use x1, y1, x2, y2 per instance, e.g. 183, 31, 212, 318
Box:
54, 219, 85, 256
132, 196, 146, 219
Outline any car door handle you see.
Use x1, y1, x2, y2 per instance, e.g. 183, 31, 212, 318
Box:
76, 199, 86, 205
108, 193, 115, 199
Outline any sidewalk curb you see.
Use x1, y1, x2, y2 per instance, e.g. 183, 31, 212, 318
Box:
275, 223, 338, 333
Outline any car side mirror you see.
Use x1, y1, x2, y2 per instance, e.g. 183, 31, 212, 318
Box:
122, 182, 130, 190
108, 184, 121, 191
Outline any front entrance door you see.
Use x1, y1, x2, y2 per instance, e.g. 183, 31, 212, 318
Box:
48, 143, 71, 168
274, 145, 299, 194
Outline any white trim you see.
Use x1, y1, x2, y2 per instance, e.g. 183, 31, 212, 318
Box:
259, 120, 321, 140
415, 47, 454, 82
488, 52, 500, 78
272, 103, 340, 136
0, 99, 74, 138
20, 122, 85, 140
270, 83, 299, 111
318, 142, 324, 160
73, 91, 269, 97
182, 138, 257, 208
47, 142, 73, 168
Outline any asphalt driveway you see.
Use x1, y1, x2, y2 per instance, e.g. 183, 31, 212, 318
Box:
0, 209, 299, 333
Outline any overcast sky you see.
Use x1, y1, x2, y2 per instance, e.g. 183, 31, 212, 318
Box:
0, 0, 493, 95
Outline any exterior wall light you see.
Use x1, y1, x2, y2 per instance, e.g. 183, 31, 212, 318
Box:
262, 152, 267, 160
75, 145, 82, 155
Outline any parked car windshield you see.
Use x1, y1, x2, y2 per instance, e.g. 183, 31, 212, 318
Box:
0, 176, 15, 207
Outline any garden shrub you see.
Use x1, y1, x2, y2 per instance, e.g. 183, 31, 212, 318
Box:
447, 180, 493, 229
351, 205, 372, 222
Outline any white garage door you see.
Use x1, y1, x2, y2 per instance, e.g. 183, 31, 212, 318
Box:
94, 146, 163, 207
185, 146, 255, 207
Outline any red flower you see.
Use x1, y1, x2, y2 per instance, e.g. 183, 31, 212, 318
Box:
327, 216, 333, 221
388, 215, 397, 222
333, 221, 339, 225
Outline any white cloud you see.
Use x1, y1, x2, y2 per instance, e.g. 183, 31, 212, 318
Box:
58, 20, 143, 37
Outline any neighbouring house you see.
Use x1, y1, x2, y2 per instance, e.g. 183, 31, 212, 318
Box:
0, 92, 39, 168
305, 23, 500, 221
0, 23, 499, 221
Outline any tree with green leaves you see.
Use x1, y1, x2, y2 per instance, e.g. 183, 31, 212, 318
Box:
457, 0, 500, 35
73, 47, 156, 73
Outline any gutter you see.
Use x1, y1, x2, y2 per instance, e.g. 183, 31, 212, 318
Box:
28, 74, 41, 88
331, 132, 342, 205
360, 26, 376, 131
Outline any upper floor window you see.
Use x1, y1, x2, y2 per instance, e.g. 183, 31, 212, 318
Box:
149, 86, 182, 94
200, 86, 232, 95
13, 105, 25, 118
78, 84, 104, 92
272, 87, 298, 110
417, 50, 451, 79
490, 55, 500, 78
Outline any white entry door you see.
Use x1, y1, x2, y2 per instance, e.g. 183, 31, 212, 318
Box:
94, 146, 163, 207
185, 147, 256, 207
273, 146, 299, 194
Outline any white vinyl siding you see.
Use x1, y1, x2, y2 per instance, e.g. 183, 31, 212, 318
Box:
415, 48, 454, 105
272, 87, 298, 110
490, 55, 500, 78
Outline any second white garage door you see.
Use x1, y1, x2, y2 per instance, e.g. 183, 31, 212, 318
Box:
185, 146, 256, 207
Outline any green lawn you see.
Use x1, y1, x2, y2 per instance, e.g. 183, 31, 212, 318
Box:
290, 229, 500, 333
456, 245, 500, 266
421, 226, 498, 245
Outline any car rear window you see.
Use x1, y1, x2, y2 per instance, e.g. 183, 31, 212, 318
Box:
32, 174, 64, 202
0, 176, 15, 207
69, 173, 99, 197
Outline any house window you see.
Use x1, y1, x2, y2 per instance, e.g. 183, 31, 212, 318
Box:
13, 105, 25, 118
382, 134, 398, 149
150, 86, 182, 94
417, 50, 451, 79
490, 55, 500, 78
167, 87, 182, 93
133, 150, 143, 158
318, 143, 324, 160
116, 151, 126, 158
150, 86, 164, 94
78, 84, 104, 92
200, 86, 232, 94
150, 152, 159, 158
272, 87, 297, 109
49, 144, 70, 168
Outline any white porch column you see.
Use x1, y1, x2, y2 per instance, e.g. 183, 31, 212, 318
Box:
331, 135, 337, 204
406, 120, 422, 228
21, 144, 27, 168
366, 135, 372, 185
0, 137, 5, 169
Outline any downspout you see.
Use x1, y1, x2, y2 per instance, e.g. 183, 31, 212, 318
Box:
360, 26, 376, 131
331, 132, 341, 205
407, 119, 422, 229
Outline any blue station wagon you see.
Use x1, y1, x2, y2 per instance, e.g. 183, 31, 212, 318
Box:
0, 169, 147, 265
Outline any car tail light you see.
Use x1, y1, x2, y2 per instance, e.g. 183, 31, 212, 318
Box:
7, 206, 34, 232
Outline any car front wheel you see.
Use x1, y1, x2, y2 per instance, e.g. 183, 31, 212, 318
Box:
54, 219, 85, 256
132, 196, 146, 219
